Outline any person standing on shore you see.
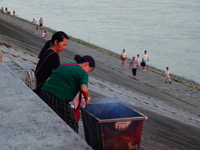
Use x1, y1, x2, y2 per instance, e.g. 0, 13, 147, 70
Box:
39, 17, 43, 29
34, 31, 69, 95
32, 18, 37, 29
121, 49, 127, 70
129, 56, 138, 80
39, 55, 95, 133
165, 67, 172, 83
135, 54, 140, 69
0, 7, 4, 13
12, 10, 15, 16
142, 50, 149, 71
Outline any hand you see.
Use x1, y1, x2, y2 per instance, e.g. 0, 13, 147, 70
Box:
85, 98, 90, 106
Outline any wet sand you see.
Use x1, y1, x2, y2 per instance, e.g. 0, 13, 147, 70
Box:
1, 13, 200, 150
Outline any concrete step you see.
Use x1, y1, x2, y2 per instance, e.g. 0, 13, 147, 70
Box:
0, 45, 38, 65
0, 62, 92, 150
0, 45, 37, 83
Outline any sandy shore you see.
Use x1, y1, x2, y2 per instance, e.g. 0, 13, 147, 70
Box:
1, 13, 200, 150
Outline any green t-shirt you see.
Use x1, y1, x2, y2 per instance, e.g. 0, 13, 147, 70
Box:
41, 63, 88, 102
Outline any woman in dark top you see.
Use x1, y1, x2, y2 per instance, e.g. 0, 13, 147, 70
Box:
34, 31, 69, 95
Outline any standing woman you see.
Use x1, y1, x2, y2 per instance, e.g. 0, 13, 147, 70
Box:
129, 56, 138, 79
142, 50, 149, 71
39, 17, 44, 29
31, 18, 37, 29
39, 55, 95, 133
121, 49, 127, 70
34, 31, 69, 95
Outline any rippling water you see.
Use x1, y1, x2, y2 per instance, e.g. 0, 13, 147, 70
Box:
1, 0, 200, 84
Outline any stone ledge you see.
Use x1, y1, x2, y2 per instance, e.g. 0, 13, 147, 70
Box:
0, 63, 92, 150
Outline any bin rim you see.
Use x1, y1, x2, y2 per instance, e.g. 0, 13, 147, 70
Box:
81, 106, 148, 123
97, 117, 148, 123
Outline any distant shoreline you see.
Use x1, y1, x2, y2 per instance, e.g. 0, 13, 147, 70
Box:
1, 13, 200, 91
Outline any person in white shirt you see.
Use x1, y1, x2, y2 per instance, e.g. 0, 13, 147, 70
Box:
121, 49, 127, 70
32, 18, 37, 29
165, 67, 171, 83
135, 54, 140, 69
42, 31, 47, 39
142, 50, 149, 71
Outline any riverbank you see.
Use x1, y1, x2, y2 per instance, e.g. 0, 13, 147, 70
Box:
1, 12, 200, 150
2, 13, 200, 91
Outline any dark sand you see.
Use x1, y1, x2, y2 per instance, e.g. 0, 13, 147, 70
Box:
1, 13, 200, 150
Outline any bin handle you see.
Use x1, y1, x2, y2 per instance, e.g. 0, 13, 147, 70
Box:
115, 121, 131, 130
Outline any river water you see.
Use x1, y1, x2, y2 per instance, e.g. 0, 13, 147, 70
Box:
1, 0, 200, 84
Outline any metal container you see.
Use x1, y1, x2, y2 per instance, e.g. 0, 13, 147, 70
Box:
81, 102, 148, 150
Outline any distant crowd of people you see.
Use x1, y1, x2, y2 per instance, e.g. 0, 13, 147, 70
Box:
31, 17, 48, 39
121, 49, 171, 83
1, 6, 15, 15
1, 6, 47, 40
32, 17, 44, 29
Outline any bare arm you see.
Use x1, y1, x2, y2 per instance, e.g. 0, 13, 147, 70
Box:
80, 84, 89, 106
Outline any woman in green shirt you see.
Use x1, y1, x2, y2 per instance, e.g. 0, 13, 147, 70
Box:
40, 55, 95, 133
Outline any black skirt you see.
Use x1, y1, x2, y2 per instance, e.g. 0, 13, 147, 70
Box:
40, 90, 78, 133
141, 61, 146, 66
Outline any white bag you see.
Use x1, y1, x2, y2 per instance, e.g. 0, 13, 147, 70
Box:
72, 92, 90, 109
25, 51, 54, 90
26, 70, 37, 90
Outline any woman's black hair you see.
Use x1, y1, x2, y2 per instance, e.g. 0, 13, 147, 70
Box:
38, 31, 69, 58
74, 55, 95, 68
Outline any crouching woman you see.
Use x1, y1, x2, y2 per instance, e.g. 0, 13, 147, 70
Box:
39, 55, 95, 133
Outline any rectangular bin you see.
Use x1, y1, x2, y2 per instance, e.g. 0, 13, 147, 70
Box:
81, 102, 148, 150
